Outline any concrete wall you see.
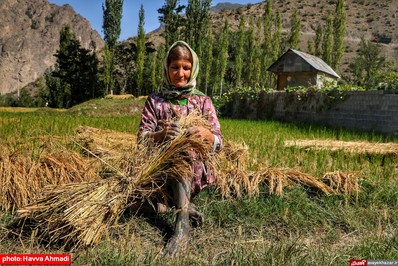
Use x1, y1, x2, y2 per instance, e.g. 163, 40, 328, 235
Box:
227, 90, 398, 136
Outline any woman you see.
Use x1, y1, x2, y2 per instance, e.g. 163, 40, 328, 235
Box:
137, 40, 222, 256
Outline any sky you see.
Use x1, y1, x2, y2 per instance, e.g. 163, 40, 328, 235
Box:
47, 0, 259, 41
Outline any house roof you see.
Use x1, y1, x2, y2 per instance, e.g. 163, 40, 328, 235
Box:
267, 49, 340, 79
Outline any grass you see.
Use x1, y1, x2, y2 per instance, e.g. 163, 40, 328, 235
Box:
0, 101, 397, 265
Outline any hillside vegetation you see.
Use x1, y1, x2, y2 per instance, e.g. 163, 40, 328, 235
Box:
147, 0, 398, 75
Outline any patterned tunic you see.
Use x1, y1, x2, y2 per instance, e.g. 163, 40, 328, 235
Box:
138, 92, 223, 196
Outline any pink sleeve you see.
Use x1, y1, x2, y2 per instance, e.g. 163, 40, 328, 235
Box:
137, 96, 158, 142
203, 97, 223, 152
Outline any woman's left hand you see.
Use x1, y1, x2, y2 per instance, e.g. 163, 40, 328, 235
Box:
187, 126, 214, 148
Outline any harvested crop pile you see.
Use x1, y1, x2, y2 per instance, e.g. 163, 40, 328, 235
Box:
1, 113, 361, 249
284, 139, 398, 155
16, 134, 210, 248
0, 147, 99, 212
210, 140, 358, 198
12, 112, 214, 248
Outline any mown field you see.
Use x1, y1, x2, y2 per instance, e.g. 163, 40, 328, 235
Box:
0, 98, 397, 265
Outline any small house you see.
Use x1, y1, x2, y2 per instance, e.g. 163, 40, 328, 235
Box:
267, 49, 340, 91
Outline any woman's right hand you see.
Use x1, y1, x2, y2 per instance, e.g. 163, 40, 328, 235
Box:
152, 121, 181, 142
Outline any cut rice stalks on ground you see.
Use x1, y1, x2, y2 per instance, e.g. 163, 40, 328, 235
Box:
284, 139, 398, 156
0, 147, 99, 212
214, 166, 359, 199
75, 126, 137, 159
15, 120, 213, 249
5, 112, 363, 249
323, 170, 362, 195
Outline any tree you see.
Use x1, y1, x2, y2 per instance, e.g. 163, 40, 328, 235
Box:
272, 11, 282, 61
244, 19, 258, 87
185, 0, 211, 52
185, 0, 212, 88
102, 0, 124, 95
113, 42, 136, 94
215, 20, 229, 96
307, 39, 314, 55
102, 46, 114, 95
201, 22, 213, 95
253, 19, 262, 88
185, 0, 200, 47
136, 5, 146, 96
262, 0, 273, 87
331, 0, 346, 69
158, 0, 186, 48
102, 0, 124, 49
235, 16, 245, 87
322, 13, 333, 65
46, 26, 100, 108
349, 38, 385, 88
314, 24, 322, 57
45, 71, 67, 108
147, 52, 158, 93
155, 45, 166, 92
288, 9, 301, 49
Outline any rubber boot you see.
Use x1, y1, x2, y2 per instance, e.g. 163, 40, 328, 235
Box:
189, 202, 204, 227
163, 180, 191, 256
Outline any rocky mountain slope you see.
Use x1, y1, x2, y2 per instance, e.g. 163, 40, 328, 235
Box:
211, 0, 398, 75
0, 0, 104, 95
148, 0, 397, 77
210, 2, 244, 13
1, 0, 396, 95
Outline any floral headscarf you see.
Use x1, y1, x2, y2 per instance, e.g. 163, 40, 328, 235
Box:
163, 40, 200, 91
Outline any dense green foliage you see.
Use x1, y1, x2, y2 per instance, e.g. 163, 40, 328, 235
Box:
349, 38, 388, 89
261, 0, 273, 86
102, 0, 124, 49
331, 0, 346, 69
42, 26, 101, 108
234, 16, 245, 87
6, 0, 397, 108
287, 9, 301, 50
185, 0, 212, 58
102, 0, 124, 95
158, 0, 186, 48
322, 14, 333, 66
135, 5, 146, 95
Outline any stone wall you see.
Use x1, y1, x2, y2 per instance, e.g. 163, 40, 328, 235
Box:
226, 90, 398, 136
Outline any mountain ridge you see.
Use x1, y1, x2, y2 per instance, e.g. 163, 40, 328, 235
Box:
0, 0, 104, 95
1, 0, 397, 95
146, 0, 397, 76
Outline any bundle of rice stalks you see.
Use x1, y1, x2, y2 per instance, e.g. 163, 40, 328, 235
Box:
221, 141, 249, 170
0, 148, 99, 212
73, 125, 361, 200
214, 168, 250, 199
216, 167, 336, 198
177, 110, 213, 130
322, 170, 361, 194
250, 168, 292, 196
0, 150, 40, 212
16, 128, 212, 249
281, 168, 335, 195
38, 151, 100, 185
213, 140, 251, 198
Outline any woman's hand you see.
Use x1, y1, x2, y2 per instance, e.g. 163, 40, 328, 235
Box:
152, 121, 181, 143
186, 126, 214, 148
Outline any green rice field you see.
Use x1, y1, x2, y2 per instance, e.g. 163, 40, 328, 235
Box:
0, 100, 397, 265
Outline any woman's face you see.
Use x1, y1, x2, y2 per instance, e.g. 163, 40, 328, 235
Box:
168, 58, 192, 88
